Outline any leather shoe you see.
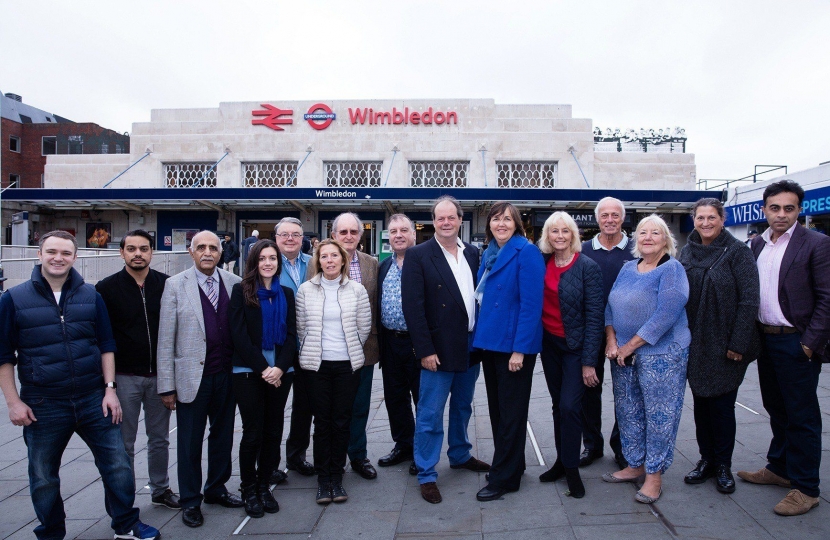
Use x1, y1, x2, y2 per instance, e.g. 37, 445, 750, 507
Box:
539, 460, 565, 483
476, 484, 507, 501
420, 482, 442, 504
287, 459, 315, 477
351, 458, 377, 479
409, 461, 417, 476
736, 467, 791, 488
182, 506, 203, 528
684, 459, 715, 485
378, 446, 414, 467
151, 488, 181, 509
578, 448, 603, 467
774, 489, 820, 516
269, 469, 288, 485
450, 456, 490, 472
715, 465, 736, 494
204, 492, 244, 508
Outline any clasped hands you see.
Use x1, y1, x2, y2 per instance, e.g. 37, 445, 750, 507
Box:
262, 366, 284, 386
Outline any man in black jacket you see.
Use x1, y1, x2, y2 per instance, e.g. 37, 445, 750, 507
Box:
96, 229, 180, 510
221, 234, 239, 275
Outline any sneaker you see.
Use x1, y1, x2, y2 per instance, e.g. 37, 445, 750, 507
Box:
151, 488, 181, 509
316, 482, 333, 504
773, 489, 820, 516
331, 480, 348, 503
114, 521, 160, 540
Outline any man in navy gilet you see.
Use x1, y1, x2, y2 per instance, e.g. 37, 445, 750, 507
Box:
0, 230, 159, 540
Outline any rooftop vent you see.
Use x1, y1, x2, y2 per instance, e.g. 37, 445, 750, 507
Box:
4, 93, 22, 102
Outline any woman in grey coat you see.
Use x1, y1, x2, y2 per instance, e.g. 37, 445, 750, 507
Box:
678, 198, 760, 494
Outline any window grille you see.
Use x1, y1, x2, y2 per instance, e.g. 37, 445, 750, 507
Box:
164, 163, 217, 188
243, 162, 298, 187
496, 162, 557, 188
409, 161, 468, 187
325, 161, 382, 187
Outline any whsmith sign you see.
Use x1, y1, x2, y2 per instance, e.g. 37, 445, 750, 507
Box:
725, 184, 830, 226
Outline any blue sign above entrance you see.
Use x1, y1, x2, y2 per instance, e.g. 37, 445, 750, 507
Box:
725, 184, 830, 226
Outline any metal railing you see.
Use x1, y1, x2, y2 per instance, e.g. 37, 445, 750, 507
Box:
593, 139, 686, 153
697, 165, 788, 191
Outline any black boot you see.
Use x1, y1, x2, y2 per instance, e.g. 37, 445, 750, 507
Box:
539, 460, 566, 483
241, 485, 264, 518
257, 481, 280, 513
331, 478, 348, 503
565, 468, 585, 498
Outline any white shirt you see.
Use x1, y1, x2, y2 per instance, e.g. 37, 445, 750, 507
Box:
320, 276, 349, 361
437, 237, 476, 332
756, 222, 797, 326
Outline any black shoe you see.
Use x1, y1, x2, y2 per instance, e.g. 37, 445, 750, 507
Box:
450, 456, 491, 472
539, 460, 566, 483
269, 469, 288, 485
204, 492, 244, 508
476, 484, 507, 501
614, 453, 628, 470
287, 459, 316, 477
241, 486, 264, 518
351, 458, 378, 479
316, 482, 333, 504
409, 461, 418, 476
331, 480, 348, 503
257, 484, 280, 513
378, 446, 414, 467
715, 465, 736, 494
684, 460, 715, 485
578, 448, 603, 467
151, 488, 181, 509
565, 468, 585, 498
182, 506, 203, 528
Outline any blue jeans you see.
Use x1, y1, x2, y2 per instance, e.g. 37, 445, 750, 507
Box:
414, 364, 480, 484
23, 390, 139, 540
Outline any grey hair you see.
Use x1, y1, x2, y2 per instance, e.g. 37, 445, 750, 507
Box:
594, 197, 626, 220
631, 214, 677, 258
332, 212, 363, 234
189, 230, 223, 253
431, 195, 463, 220
388, 213, 414, 230
275, 217, 303, 233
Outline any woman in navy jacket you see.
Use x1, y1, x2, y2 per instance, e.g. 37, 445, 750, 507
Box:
537, 211, 604, 498
472, 202, 545, 501
229, 240, 297, 518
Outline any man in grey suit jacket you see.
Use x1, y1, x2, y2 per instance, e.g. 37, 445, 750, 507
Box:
157, 231, 243, 528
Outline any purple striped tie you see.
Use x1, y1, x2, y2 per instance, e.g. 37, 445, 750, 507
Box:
206, 276, 218, 310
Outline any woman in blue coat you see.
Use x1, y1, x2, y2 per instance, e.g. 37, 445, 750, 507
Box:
537, 211, 604, 498
472, 202, 545, 502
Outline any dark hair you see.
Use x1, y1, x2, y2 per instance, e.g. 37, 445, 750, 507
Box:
431, 195, 463, 220
39, 230, 78, 253
241, 239, 282, 307
763, 179, 804, 206
120, 229, 153, 249
690, 198, 725, 219
485, 202, 525, 243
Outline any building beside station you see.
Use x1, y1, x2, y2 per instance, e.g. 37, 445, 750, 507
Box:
3, 98, 699, 255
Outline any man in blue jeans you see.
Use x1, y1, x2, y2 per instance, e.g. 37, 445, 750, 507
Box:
0, 230, 159, 540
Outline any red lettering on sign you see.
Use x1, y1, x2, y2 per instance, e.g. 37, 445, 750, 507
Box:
252, 105, 293, 131
346, 107, 457, 127
410, 112, 420, 124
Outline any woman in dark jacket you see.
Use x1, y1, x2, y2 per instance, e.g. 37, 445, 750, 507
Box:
678, 198, 760, 494
472, 202, 545, 502
536, 211, 604, 498
230, 240, 297, 518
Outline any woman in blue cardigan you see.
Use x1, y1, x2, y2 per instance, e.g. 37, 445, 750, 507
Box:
472, 202, 545, 502
536, 211, 604, 498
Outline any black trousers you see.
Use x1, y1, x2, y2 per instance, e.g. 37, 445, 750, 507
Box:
482, 350, 536, 491
175, 372, 235, 509
757, 332, 823, 497
233, 371, 294, 488
541, 332, 584, 469
381, 329, 420, 450
692, 388, 738, 467
286, 366, 313, 464
305, 362, 361, 482
581, 334, 621, 457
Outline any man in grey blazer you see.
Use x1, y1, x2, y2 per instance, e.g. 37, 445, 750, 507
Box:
157, 231, 243, 528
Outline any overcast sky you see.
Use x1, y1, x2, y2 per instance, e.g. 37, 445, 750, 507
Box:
2, 0, 828, 182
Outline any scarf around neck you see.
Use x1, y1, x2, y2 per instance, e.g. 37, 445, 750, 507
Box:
258, 280, 288, 350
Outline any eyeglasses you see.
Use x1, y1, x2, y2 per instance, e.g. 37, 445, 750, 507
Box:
276, 233, 303, 239
336, 229, 360, 236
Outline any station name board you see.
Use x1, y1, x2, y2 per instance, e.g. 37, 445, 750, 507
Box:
252, 103, 458, 131
725, 184, 830, 226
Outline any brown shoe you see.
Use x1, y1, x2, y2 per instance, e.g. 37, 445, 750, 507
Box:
420, 482, 442, 504
736, 467, 791, 488
773, 489, 819, 516
450, 456, 491, 473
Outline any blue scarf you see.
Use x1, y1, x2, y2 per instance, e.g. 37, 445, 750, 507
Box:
258, 280, 288, 350
475, 241, 502, 303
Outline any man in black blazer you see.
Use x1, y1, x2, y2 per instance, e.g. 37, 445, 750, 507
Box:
738, 179, 830, 517
376, 214, 419, 475
402, 196, 490, 505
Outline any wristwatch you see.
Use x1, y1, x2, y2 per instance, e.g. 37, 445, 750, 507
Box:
104, 381, 117, 389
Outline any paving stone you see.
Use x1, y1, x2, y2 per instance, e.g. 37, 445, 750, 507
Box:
314, 509, 399, 538
572, 522, 674, 540
485, 526, 575, 539
240, 488, 323, 534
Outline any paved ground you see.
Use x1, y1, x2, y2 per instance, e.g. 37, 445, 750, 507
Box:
1, 361, 828, 539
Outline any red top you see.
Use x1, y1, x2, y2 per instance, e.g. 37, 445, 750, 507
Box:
542, 253, 579, 337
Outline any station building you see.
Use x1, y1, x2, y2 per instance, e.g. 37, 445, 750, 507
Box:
3, 98, 699, 255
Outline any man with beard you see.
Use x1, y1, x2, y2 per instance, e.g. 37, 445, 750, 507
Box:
96, 230, 180, 510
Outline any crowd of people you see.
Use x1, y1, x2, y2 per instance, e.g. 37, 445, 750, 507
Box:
0, 179, 827, 540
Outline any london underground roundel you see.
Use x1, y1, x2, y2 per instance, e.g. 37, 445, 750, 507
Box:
303, 103, 336, 130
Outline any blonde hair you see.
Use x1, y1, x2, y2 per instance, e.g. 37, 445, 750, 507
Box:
311, 239, 350, 282
537, 211, 582, 254
631, 214, 677, 258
